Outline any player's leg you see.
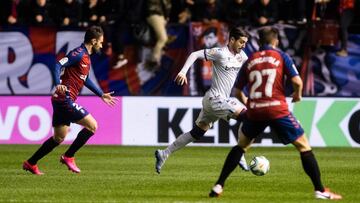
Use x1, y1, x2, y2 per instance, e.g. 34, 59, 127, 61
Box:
155, 95, 218, 173
292, 135, 342, 199
209, 129, 254, 197
65, 114, 97, 157
274, 114, 342, 199
164, 95, 241, 155
273, 114, 325, 192
155, 120, 209, 174
164, 121, 209, 155
212, 97, 249, 171
229, 101, 248, 170
292, 135, 323, 190
155, 96, 242, 174
209, 118, 265, 197
23, 125, 68, 175
61, 114, 97, 173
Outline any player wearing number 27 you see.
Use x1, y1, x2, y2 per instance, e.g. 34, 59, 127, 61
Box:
22, 26, 118, 175
209, 27, 342, 200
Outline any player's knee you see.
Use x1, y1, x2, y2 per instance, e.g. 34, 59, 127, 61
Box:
297, 145, 312, 152
190, 125, 206, 140
293, 136, 312, 152
53, 135, 65, 143
87, 123, 97, 134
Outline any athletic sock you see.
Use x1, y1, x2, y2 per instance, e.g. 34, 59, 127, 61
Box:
64, 128, 94, 157
164, 132, 195, 156
216, 145, 244, 187
28, 137, 60, 165
300, 150, 324, 192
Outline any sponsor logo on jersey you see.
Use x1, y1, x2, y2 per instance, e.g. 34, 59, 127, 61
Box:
224, 66, 241, 71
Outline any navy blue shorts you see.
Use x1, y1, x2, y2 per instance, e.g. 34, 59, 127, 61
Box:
241, 113, 304, 145
52, 97, 89, 127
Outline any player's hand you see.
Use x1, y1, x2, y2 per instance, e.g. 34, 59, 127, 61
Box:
101, 91, 118, 107
56, 85, 67, 94
175, 73, 187, 85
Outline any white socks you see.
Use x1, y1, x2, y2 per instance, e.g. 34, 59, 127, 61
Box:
164, 132, 196, 156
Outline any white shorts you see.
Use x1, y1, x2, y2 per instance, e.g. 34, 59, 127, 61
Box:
195, 94, 246, 128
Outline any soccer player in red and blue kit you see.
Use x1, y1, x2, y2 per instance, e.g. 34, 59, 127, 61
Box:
209, 27, 342, 200
23, 26, 118, 175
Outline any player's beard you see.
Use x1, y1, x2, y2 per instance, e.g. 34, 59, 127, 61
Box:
92, 46, 101, 54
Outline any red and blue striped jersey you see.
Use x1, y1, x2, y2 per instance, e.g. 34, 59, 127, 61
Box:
235, 45, 299, 120
52, 43, 102, 101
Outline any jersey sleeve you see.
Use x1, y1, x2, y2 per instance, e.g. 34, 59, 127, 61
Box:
204, 47, 222, 61
53, 62, 63, 85
179, 49, 205, 75
281, 52, 299, 78
84, 76, 104, 97
53, 50, 84, 85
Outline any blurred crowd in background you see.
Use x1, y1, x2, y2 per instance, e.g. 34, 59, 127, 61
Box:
0, 0, 359, 70
0, 0, 315, 28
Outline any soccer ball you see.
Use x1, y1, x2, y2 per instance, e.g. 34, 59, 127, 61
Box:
250, 156, 270, 176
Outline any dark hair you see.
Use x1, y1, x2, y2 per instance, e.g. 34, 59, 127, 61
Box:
202, 27, 218, 37
229, 27, 249, 40
84, 26, 104, 43
258, 27, 278, 46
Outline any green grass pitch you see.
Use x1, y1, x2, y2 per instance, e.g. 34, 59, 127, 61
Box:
0, 145, 359, 202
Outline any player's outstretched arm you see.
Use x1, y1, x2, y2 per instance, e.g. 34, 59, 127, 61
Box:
291, 75, 303, 103
175, 49, 205, 86
84, 77, 118, 106
84, 76, 104, 96
101, 91, 118, 107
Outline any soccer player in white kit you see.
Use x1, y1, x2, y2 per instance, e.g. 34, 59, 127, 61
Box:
155, 27, 250, 174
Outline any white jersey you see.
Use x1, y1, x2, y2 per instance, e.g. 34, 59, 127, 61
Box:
204, 46, 248, 99
178, 46, 248, 126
